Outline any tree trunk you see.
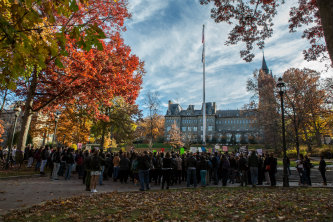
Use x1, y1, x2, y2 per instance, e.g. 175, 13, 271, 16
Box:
0, 88, 8, 116
100, 123, 106, 149
17, 69, 38, 151
42, 129, 47, 146
302, 126, 312, 152
317, 0, 333, 65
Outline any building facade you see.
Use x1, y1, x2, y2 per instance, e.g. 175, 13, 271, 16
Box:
164, 101, 260, 144
164, 56, 274, 144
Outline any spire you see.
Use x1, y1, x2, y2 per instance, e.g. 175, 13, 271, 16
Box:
261, 53, 269, 74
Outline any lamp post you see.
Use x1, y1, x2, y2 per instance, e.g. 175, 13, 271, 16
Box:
5, 106, 21, 169
276, 77, 289, 187
52, 111, 61, 146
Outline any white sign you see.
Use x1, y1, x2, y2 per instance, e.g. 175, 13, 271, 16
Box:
240, 146, 247, 153
198, 147, 202, 153
190, 147, 197, 153
215, 145, 220, 150
256, 149, 263, 156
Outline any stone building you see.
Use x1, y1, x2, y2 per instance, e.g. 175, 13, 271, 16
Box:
164, 101, 259, 144
164, 56, 273, 144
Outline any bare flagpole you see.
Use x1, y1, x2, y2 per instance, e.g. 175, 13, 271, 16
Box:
202, 24, 206, 146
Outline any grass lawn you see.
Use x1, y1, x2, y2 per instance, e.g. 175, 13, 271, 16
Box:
3, 187, 332, 222
277, 159, 333, 167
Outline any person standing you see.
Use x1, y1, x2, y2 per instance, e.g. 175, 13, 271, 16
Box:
64, 149, 75, 180
119, 153, 130, 183
263, 153, 271, 185
98, 150, 106, 185
40, 146, 49, 175
186, 153, 197, 188
137, 151, 151, 191
83, 150, 91, 191
304, 155, 312, 186
90, 149, 101, 193
268, 153, 277, 186
113, 153, 120, 182
238, 154, 248, 187
319, 156, 327, 186
198, 155, 208, 187
248, 151, 259, 187
161, 152, 172, 189
212, 152, 220, 185
220, 154, 230, 186
51, 147, 62, 180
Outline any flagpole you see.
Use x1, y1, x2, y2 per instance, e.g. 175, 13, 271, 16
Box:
202, 24, 206, 146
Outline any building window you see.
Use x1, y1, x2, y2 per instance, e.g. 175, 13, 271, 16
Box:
208, 126, 213, 131
193, 127, 197, 132
188, 127, 192, 132
167, 126, 171, 132
182, 127, 186, 132
200, 126, 203, 131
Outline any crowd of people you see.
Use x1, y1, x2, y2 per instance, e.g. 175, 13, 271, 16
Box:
0, 145, 328, 192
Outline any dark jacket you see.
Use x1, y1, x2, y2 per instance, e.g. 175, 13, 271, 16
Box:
65, 153, 75, 164
119, 157, 130, 171
319, 159, 326, 171
41, 149, 49, 160
90, 154, 101, 171
238, 157, 248, 171
198, 158, 208, 171
186, 156, 197, 168
52, 151, 61, 163
162, 158, 172, 169
269, 157, 277, 173
137, 154, 150, 170
248, 153, 259, 167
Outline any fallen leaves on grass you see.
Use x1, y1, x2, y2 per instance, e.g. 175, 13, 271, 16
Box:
3, 187, 333, 222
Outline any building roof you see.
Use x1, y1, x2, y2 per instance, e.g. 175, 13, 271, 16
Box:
261, 54, 269, 75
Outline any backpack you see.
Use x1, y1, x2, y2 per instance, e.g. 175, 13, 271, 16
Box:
91, 156, 100, 171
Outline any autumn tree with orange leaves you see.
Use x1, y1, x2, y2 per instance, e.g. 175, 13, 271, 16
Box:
134, 115, 165, 143
56, 105, 92, 146
16, 0, 144, 151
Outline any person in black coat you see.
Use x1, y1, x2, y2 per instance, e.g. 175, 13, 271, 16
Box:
268, 153, 277, 186
119, 153, 131, 183
186, 153, 197, 188
198, 155, 209, 187
162, 152, 172, 189
304, 155, 312, 186
137, 151, 151, 191
238, 154, 248, 186
319, 156, 327, 186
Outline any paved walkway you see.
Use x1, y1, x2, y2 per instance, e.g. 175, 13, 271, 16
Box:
0, 171, 332, 218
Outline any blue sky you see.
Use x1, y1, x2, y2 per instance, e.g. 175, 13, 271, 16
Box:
123, 0, 332, 116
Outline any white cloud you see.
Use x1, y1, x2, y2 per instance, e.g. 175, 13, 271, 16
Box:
127, 0, 169, 25
123, 0, 332, 116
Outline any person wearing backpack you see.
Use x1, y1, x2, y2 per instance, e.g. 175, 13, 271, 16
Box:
90, 149, 101, 193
